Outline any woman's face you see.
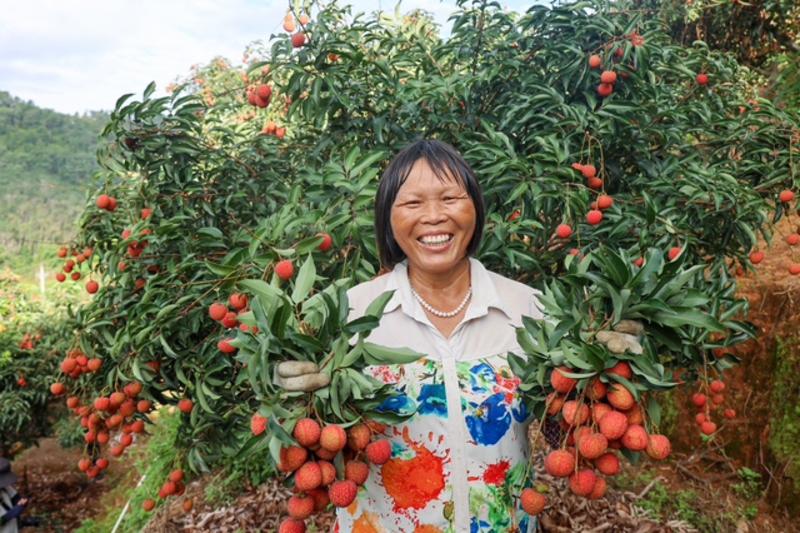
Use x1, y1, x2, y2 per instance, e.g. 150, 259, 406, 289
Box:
390, 159, 477, 276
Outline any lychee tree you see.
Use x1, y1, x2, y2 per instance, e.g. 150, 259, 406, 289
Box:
44, 0, 800, 521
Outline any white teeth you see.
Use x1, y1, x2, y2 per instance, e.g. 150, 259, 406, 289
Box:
419, 234, 453, 245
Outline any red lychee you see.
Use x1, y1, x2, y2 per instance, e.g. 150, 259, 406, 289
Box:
209, 303, 227, 321
229, 293, 248, 310
293, 418, 321, 447
96, 194, 111, 209
556, 224, 573, 239
588, 55, 602, 69
588, 476, 607, 499
544, 449, 575, 478
365, 439, 392, 465
607, 384, 635, 410
598, 410, 628, 440
287, 494, 314, 520
345, 460, 370, 486
696, 73, 709, 85
600, 71, 617, 84
779, 189, 795, 203
294, 461, 322, 492
275, 259, 295, 280
724, 408, 736, 419
578, 432, 608, 459
178, 398, 193, 413
550, 366, 576, 394
347, 424, 371, 451
520, 488, 546, 515
278, 518, 306, 533
749, 250, 764, 264
86, 280, 99, 294
328, 480, 358, 507
320, 424, 346, 452
317, 232, 332, 252
279, 446, 308, 473
691, 393, 707, 407
143, 499, 155, 511
291, 32, 306, 48
700, 421, 717, 435
594, 452, 620, 475
569, 469, 597, 496
319, 460, 336, 486
592, 402, 612, 424
621, 424, 648, 451
562, 400, 590, 426
597, 83, 613, 97
645, 434, 671, 460
586, 209, 603, 225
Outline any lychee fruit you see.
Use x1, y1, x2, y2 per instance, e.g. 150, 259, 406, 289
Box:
218, 339, 236, 353
293, 418, 321, 447
278, 518, 306, 533
251, 413, 268, 436
724, 408, 736, 419
562, 400, 590, 426
275, 259, 295, 280
709, 380, 725, 393
597, 83, 613, 97
592, 402, 612, 424
328, 480, 358, 507
598, 410, 628, 440
588, 476, 607, 499
696, 73, 709, 85
586, 209, 603, 225
645, 434, 671, 460
96, 194, 111, 209
319, 460, 336, 486
550, 366, 576, 394
578, 432, 608, 459
208, 303, 227, 321
691, 393, 707, 407
291, 32, 306, 48
287, 494, 315, 519
594, 452, 620, 475
700, 421, 717, 435
86, 280, 99, 294
279, 446, 308, 473
294, 461, 322, 492
178, 398, 193, 413
668, 246, 682, 261
50, 382, 65, 395
544, 449, 575, 477
621, 424, 648, 451
520, 488, 546, 515
347, 424, 371, 451
600, 71, 617, 84
365, 439, 392, 465
309, 487, 330, 511
588, 55, 602, 69
779, 189, 795, 203
229, 293, 248, 310
556, 224, 573, 239
607, 384, 635, 410
569, 469, 597, 496
606, 361, 632, 379
317, 233, 332, 252
749, 250, 764, 264
587, 379, 607, 401
345, 460, 370, 486
320, 424, 346, 452
143, 499, 155, 511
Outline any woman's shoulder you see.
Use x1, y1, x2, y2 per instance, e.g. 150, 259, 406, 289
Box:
345, 272, 394, 321
484, 268, 544, 320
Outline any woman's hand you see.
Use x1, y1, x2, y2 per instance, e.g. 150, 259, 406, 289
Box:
275, 361, 330, 392
595, 319, 644, 355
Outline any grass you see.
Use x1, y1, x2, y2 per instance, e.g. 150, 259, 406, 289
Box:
613, 469, 759, 532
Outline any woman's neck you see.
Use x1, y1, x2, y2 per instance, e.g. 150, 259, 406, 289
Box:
407, 257, 471, 307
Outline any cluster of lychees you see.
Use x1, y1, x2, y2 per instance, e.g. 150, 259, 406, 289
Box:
691, 377, 735, 436
570, 162, 613, 226
54, 245, 98, 293
141, 469, 193, 514
271, 419, 392, 533
208, 292, 255, 355
51, 378, 151, 479
524, 362, 672, 513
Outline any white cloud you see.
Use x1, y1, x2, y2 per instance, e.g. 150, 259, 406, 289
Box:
0, 0, 536, 114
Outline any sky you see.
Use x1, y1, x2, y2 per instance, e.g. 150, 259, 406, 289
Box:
1, 0, 535, 115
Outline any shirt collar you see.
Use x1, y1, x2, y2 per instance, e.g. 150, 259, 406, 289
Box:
381, 256, 513, 322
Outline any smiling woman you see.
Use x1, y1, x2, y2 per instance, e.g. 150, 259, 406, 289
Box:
325, 139, 546, 532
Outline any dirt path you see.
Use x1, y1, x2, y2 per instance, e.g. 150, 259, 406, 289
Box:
11, 438, 135, 532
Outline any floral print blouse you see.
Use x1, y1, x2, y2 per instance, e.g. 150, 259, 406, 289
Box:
334, 257, 544, 533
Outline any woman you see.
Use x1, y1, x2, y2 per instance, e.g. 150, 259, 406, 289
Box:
283, 139, 545, 532
0, 458, 28, 533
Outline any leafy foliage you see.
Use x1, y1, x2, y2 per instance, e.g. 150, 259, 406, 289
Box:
0, 92, 107, 265
44, 0, 800, 476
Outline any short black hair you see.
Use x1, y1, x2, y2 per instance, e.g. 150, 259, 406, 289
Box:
374, 139, 486, 270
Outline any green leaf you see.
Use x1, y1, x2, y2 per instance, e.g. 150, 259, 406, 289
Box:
362, 342, 424, 365
291, 254, 317, 304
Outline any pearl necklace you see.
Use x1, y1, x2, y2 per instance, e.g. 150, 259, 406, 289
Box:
410, 284, 472, 318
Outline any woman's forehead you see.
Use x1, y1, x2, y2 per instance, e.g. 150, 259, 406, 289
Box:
399, 159, 466, 191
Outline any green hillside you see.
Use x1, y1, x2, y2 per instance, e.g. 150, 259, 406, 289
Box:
0, 91, 108, 277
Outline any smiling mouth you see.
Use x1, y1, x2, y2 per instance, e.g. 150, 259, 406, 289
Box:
417, 234, 454, 246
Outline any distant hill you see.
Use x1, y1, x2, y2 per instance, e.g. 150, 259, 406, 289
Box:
0, 91, 108, 274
